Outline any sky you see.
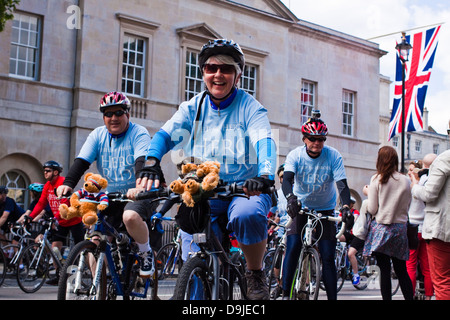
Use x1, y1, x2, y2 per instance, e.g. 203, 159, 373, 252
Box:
281, 0, 450, 135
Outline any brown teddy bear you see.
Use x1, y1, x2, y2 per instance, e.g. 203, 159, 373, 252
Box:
59, 172, 109, 226
170, 160, 221, 207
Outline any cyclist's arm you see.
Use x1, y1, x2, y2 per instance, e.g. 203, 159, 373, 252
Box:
336, 179, 351, 207
281, 170, 295, 197
63, 157, 91, 190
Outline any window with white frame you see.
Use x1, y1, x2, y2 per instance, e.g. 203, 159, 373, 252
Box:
122, 34, 146, 97
342, 90, 355, 136
415, 140, 422, 152
301, 80, 315, 125
240, 64, 257, 96
433, 143, 439, 154
9, 12, 41, 80
185, 50, 203, 101
392, 136, 399, 147
0, 171, 28, 209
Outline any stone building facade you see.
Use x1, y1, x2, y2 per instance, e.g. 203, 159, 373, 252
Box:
0, 0, 387, 209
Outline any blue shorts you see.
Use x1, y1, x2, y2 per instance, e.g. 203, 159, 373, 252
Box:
210, 193, 271, 246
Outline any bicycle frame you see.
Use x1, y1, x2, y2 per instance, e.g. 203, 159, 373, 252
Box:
33, 220, 63, 272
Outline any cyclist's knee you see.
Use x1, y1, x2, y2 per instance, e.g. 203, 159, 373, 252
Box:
122, 210, 142, 225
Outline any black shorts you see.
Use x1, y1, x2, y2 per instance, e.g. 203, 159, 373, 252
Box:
350, 236, 365, 251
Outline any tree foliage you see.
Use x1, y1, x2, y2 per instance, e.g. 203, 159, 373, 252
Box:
0, 0, 20, 32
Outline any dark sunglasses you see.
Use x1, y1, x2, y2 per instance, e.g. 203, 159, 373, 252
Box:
307, 136, 326, 142
43, 169, 53, 173
203, 64, 235, 74
104, 110, 127, 118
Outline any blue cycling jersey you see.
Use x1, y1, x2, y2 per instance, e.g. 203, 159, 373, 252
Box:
77, 122, 151, 193
148, 89, 277, 182
284, 145, 347, 210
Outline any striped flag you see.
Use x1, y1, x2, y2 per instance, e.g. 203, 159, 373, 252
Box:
388, 26, 441, 140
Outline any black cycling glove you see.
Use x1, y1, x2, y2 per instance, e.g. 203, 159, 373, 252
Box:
138, 157, 166, 183
243, 176, 274, 194
286, 193, 301, 219
340, 206, 354, 230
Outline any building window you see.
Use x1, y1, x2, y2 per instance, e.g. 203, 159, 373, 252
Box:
185, 50, 203, 101
121, 34, 146, 97
0, 171, 28, 209
301, 80, 315, 125
241, 64, 257, 96
433, 144, 439, 154
415, 140, 422, 152
342, 90, 355, 136
9, 12, 41, 80
392, 136, 399, 147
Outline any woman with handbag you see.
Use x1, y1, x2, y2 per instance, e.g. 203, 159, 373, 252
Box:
363, 146, 414, 300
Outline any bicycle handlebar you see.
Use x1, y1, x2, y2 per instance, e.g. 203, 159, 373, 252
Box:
299, 208, 346, 240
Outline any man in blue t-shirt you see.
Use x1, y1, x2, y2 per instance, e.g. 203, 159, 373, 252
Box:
281, 113, 352, 300
138, 39, 277, 300
0, 186, 25, 243
56, 91, 158, 277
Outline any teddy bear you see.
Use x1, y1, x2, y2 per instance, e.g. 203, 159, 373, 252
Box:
59, 172, 109, 226
169, 160, 221, 207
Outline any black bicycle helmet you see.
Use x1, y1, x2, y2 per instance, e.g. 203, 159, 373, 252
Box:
43, 160, 63, 173
0, 186, 8, 194
198, 39, 245, 72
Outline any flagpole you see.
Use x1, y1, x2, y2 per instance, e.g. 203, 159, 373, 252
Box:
396, 33, 412, 174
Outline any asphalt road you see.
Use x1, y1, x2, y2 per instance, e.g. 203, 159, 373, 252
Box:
0, 276, 405, 300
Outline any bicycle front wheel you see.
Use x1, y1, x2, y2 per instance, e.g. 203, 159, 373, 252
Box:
173, 256, 212, 300
0, 249, 6, 287
155, 242, 182, 280
57, 240, 106, 300
291, 247, 321, 300
16, 243, 50, 293
268, 245, 284, 300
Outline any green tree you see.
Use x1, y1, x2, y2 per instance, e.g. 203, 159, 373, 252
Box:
0, 0, 20, 32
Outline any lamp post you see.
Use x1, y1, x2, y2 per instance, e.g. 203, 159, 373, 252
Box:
395, 32, 412, 173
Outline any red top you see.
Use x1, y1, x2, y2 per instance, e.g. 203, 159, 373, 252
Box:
30, 176, 82, 227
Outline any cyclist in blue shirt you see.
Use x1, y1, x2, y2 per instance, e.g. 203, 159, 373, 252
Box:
281, 113, 352, 300
138, 39, 277, 299
56, 91, 158, 277
0, 186, 25, 243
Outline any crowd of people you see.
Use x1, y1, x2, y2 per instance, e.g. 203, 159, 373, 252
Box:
0, 38, 449, 300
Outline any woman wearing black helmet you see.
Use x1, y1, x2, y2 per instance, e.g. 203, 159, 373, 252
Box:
139, 39, 277, 299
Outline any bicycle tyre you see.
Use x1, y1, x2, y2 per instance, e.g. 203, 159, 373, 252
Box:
155, 242, 182, 280
57, 240, 106, 300
268, 245, 284, 300
229, 251, 247, 300
291, 247, 321, 300
2, 244, 20, 272
16, 243, 50, 293
173, 255, 212, 300
0, 248, 6, 287
353, 251, 370, 290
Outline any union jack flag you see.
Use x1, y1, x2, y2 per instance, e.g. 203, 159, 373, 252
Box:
388, 26, 441, 140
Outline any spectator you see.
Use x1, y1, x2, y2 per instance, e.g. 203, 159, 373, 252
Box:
363, 146, 413, 300
411, 149, 450, 300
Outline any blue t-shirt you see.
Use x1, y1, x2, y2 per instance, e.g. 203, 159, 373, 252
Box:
77, 122, 151, 193
153, 89, 276, 183
284, 145, 347, 211
0, 197, 24, 222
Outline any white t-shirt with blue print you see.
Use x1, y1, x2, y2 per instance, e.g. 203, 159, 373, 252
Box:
284, 145, 347, 211
160, 89, 276, 183
77, 122, 151, 193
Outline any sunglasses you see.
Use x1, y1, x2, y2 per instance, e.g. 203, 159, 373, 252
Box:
43, 169, 53, 173
307, 136, 327, 142
203, 64, 235, 74
103, 110, 127, 118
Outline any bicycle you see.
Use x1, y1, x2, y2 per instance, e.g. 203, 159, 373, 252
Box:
57, 192, 159, 300
154, 217, 182, 280
266, 218, 292, 300
1, 217, 34, 275
136, 182, 262, 300
289, 208, 345, 300
15, 216, 65, 293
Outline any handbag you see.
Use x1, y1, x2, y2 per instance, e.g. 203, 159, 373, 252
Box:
407, 221, 419, 249
352, 200, 371, 240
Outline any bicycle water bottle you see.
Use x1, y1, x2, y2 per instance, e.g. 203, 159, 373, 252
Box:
62, 248, 70, 260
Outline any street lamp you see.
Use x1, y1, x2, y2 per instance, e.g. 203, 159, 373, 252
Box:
395, 32, 412, 173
